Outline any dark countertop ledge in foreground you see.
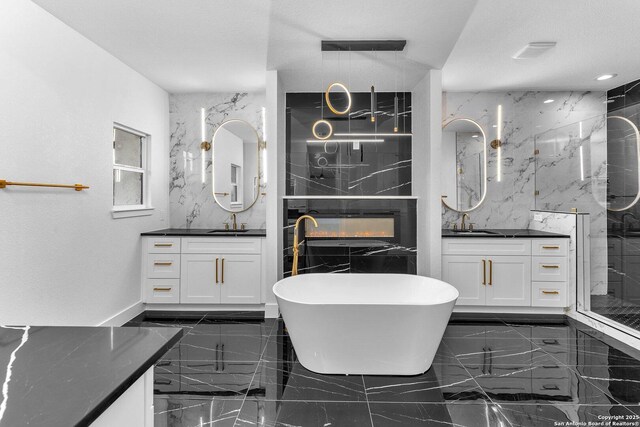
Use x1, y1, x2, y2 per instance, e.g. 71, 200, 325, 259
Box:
142, 228, 266, 237
0, 325, 182, 427
442, 229, 570, 238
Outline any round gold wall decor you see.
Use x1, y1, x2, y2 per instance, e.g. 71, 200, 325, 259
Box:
312, 119, 333, 140
325, 82, 352, 115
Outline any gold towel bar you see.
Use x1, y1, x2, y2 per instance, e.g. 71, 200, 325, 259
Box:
0, 179, 89, 191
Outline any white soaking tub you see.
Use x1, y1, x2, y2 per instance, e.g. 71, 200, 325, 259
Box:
273, 273, 459, 375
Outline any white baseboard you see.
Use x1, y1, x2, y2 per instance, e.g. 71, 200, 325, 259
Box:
98, 301, 144, 326
265, 303, 279, 318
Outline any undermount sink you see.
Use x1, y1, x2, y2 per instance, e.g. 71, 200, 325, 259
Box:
207, 229, 250, 233
450, 230, 497, 235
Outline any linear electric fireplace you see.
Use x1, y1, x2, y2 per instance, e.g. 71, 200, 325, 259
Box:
305, 217, 395, 239
283, 198, 416, 276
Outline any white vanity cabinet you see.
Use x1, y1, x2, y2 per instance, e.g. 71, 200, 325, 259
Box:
442, 237, 568, 308
142, 235, 265, 307
181, 253, 261, 304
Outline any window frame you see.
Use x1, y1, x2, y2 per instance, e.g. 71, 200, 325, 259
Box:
230, 163, 242, 207
112, 123, 154, 218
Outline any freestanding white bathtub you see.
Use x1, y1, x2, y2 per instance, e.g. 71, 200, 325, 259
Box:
273, 273, 459, 375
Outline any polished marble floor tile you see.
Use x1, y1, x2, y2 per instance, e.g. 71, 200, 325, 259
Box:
363, 363, 490, 404
234, 399, 373, 427
496, 403, 636, 425
154, 396, 242, 427
252, 360, 368, 402
133, 313, 640, 427
444, 324, 524, 340
369, 402, 507, 427
445, 336, 547, 366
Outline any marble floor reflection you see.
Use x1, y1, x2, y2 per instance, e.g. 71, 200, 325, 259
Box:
124, 312, 640, 426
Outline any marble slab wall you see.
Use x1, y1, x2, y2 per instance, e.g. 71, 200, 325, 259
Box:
442, 91, 608, 295
169, 92, 266, 229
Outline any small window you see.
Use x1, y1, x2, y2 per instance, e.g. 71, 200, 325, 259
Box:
113, 125, 148, 211
230, 164, 241, 205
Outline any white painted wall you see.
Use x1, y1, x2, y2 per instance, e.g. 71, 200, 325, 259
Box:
0, 0, 170, 325
412, 70, 443, 278
264, 71, 285, 317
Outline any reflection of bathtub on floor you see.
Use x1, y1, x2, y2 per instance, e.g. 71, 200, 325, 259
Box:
304, 239, 389, 272
273, 273, 459, 375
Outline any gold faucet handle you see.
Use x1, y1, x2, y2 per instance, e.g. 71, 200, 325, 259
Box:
223, 222, 229, 230
241, 223, 246, 230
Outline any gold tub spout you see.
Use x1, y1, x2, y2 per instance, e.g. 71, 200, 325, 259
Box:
292, 215, 318, 276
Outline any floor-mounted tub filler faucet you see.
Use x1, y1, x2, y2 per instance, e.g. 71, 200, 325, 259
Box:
292, 215, 318, 276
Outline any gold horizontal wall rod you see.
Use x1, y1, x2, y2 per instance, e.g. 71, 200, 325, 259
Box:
0, 180, 89, 191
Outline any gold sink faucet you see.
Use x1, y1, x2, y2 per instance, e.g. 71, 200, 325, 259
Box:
460, 213, 470, 231
231, 213, 237, 230
292, 215, 318, 276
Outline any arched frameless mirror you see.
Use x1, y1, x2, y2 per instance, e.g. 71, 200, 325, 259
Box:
607, 115, 640, 212
212, 119, 261, 213
441, 118, 487, 212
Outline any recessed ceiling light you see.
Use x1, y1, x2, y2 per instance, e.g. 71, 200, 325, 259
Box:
596, 73, 617, 81
543, 99, 554, 104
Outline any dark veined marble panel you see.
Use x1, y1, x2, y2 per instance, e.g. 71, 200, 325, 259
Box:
286, 92, 412, 197
283, 198, 417, 276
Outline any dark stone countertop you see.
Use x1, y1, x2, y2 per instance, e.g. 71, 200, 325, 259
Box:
442, 229, 570, 238
0, 325, 182, 427
141, 228, 266, 237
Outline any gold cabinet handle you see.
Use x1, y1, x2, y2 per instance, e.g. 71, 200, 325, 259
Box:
221, 258, 225, 284
542, 245, 560, 249
542, 265, 560, 269
215, 258, 219, 284
542, 290, 560, 295
153, 287, 172, 292
154, 261, 173, 266
488, 259, 493, 285
482, 259, 486, 285
154, 243, 173, 247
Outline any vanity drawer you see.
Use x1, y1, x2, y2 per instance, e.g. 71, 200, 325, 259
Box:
442, 239, 531, 256
181, 237, 261, 254
532, 257, 567, 282
146, 237, 181, 253
531, 282, 567, 307
531, 240, 568, 257
146, 253, 181, 278
145, 279, 180, 304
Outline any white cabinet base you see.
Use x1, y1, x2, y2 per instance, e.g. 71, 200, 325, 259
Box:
443, 237, 569, 310
142, 236, 265, 308
90, 368, 153, 427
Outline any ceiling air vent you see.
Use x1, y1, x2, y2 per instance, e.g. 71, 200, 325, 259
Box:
512, 42, 557, 59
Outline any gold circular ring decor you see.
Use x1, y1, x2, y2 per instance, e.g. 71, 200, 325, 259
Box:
325, 82, 352, 115
312, 119, 333, 140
